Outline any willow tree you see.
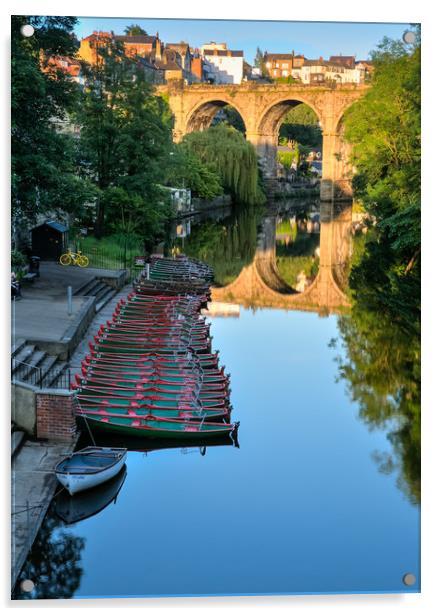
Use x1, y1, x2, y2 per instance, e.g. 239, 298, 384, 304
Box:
181, 125, 265, 205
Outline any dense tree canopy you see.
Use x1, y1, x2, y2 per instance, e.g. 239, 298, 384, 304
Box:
343, 30, 421, 335
182, 125, 265, 206
163, 144, 223, 200
11, 16, 95, 227
77, 39, 174, 246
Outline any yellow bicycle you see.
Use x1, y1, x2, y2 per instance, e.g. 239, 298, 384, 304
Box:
59, 249, 89, 267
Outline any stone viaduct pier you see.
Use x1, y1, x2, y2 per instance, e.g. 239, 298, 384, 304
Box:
158, 82, 368, 201
210, 202, 353, 314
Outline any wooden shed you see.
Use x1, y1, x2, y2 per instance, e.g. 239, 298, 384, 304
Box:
31, 220, 68, 260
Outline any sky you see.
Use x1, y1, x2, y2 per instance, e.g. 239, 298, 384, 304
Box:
74, 18, 411, 63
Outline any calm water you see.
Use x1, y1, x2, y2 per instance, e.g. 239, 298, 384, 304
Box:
15, 201, 420, 599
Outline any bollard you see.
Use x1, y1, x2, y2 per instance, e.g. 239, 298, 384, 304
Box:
145, 263, 150, 280
67, 285, 72, 315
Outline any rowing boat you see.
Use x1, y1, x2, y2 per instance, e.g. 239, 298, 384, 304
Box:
55, 446, 127, 496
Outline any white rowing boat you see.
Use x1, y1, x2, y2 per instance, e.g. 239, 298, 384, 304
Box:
55, 446, 127, 496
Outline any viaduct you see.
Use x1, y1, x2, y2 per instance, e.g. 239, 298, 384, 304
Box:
157, 82, 369, 201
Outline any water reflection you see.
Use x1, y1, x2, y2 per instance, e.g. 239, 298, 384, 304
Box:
13, 510, 85, 600
334, 293, 420, 505
172, 199, 353, 313
55, 467, 128, 525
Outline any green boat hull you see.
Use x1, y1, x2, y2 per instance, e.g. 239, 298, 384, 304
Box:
80, 415, 236, 440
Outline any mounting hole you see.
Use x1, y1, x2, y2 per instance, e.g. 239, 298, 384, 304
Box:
402, 31, 416, 45
402, 573, 416, 586
20, 24, 35, 38
20, 579, 35, 593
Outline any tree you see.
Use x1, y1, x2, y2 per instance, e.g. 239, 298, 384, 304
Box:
11, 16, 95, 229
342, 27, 420, 335
181, 124, 265, 206
254, 46, 269, 78
163, 144, 223, 200
279, 104, 322, 149
124, 24, 148, 36
77, 38, 174, 246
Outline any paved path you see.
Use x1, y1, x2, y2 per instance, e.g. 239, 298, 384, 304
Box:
18, 261, 121, 300
69, 283, 133, 375
11, 296, 88, 343
11, 261, 126, 345
11, 439, 77, 590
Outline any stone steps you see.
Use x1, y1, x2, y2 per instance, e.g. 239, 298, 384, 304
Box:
74, 277, 117, 313
11, 343, 70, 390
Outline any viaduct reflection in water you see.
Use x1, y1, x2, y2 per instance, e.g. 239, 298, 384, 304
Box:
210, 202, 353, 314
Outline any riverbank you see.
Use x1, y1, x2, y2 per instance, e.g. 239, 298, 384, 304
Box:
11, 438, 78, 589
11, 261, 133, 591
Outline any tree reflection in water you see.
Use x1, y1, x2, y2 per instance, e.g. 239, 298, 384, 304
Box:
333, 295, 420, 505
13, 503, 85, 600
173, 205, 262, 286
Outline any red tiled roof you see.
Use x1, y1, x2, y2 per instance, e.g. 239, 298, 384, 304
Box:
265, 53, 293, 61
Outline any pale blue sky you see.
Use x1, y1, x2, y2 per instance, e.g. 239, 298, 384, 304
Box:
75, 18, 411, 63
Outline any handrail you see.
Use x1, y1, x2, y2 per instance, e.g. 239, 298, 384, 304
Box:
12, 359, 71, 390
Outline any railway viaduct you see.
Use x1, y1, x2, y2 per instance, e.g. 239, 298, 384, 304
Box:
157, 82, 369, 202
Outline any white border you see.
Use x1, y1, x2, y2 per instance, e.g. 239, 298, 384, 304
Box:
2, 1, 437, 614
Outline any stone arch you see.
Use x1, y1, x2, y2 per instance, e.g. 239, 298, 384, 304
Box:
256, 96, 323, 137
184, 98, 248, 135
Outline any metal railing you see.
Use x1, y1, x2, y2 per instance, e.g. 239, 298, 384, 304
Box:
12, 360, 72, 390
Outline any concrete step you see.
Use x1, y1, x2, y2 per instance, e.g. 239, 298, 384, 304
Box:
11, 345, 36, 370
73, 277, 98, 296
11, 431, 25, 458
11, 338, 26, 358
93, 281, 111, 301
38, 354, 59, 383
95, 288, 117, 312
13, 350, 46, 383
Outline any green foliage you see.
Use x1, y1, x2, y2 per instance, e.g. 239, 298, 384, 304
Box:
334, 28, 421, 504
163, 144, 223, 200
182, 125, 266, 206
78, 233, 144, 269
343, 29, 420, 335
277, 150, 295, 170
279, 104, 322, 150
11, 16, 95, 225
77, 39, 174, 245
254, 47, 270, 78
11, 250, 27, 268
124, 24, 148, 35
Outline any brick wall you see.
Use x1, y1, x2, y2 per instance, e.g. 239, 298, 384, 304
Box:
36, 393, 77, 441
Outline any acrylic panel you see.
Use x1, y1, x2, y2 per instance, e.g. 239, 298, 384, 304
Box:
11, 15, 421, 600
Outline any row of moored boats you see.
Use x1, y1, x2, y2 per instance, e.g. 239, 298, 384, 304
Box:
72, 254, 238, 441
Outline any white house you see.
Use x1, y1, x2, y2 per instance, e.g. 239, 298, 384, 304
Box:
201, 43, 244, 84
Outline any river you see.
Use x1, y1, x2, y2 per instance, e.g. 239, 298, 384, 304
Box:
14, 199, 420, 599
